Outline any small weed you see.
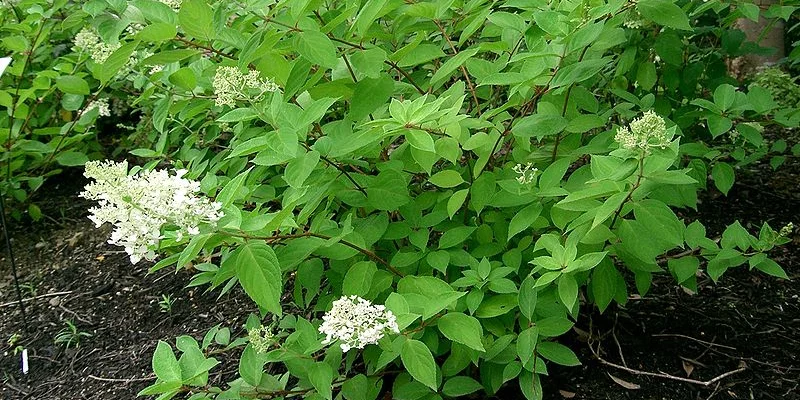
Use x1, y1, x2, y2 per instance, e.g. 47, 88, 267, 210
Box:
54, 320, 92, 349
158, 294, 175, 314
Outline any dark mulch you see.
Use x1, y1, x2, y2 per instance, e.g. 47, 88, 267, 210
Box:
1, 153, 799, 400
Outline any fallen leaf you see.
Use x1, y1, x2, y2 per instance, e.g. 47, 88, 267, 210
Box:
682, 360, 694, 377
559, 390, 576, 398
607, 373, 640, 390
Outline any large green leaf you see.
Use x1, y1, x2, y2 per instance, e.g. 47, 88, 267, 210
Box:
178, 0, 215, 40
401, 339, 438, 390
152, 341, 181, 383
235, 242, 283, 315
437, 312, 485, 351
297, 30, 338, 69
637, 0, 692, 31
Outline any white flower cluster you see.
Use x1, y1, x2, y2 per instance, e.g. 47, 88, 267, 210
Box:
73, 28, 121, 64
81, 160, 223, 264
513, 162, 538, 184
85, 98, 111, 117
780, 222, 794, 237
115, 49, 154, 80
248, 325, 275, 354
125, 23, 145, 36
615, 111, 670, 152
159, 0, 182, 11
318, 296, 399, 352
213, 66, 279, 107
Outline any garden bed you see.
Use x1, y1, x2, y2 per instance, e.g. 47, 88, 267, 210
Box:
1, 159, 798, 400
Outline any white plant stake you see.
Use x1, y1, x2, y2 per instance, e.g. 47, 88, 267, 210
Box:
0, 57, 10, 76
21, 348, 28, 375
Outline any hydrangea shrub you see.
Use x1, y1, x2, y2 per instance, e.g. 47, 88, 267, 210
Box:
5, 0, 800, 399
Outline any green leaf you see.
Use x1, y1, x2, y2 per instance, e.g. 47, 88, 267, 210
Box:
238, 345, 267, 386
438, 226, 476, 249
404, 129, 436, 153
442, 376, 483, 397
350, 76, 394, 120
55, 151, 88, 166
236, 242, 283, 315
753, 258, 788, 279
426, 250, 450, 273
636, 61, 656, 91
668, 256, 699, 283
179, 0, 215, 41
285, 151, 320, 188
535, 316, 573, 337
100, 41, 138, 84
518, 276, 538, 321
508, 203, 543, 240
591, 259, 621, 313
350, 48, 387, 79
56, 76, 90, 95
437, 312, 485, 352
632, 199, 685, 248
713, 84, 737, 111
397, 275, 465, 319
430, 48, 479, 87
551, 58, 609, 88
297, 30, 338, 69
447, 189, 469, 219
216, 168, 250, 207
537, 341, 581, 366
309, 362, 334, 400
343, 261, 377, 297
557, 274, 578, 311
513, 114, 567, 139
367, 169, 410, 211
516, 327, 539, 366
218, 108, 258, 123
168, 67, 197, 91
137, 22, 178, 42
475, 294, 517, 318
637, 0, 692, 31
711, 162, 735, 195
153, 341, 181, 382
429, 170, 464, 188
401, 339, 438, 390
533, 10, 568, 36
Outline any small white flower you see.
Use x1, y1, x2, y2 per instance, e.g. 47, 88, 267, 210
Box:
318, 296, 399, 352
81, 160, 223, 264
73, 28, 121, 64
86, 98, 111, 117
158, 0, 182, 11
125, 23, 145, 36
213, 66, 279, 107
248, 325, 275, 354
513, 162, 538, 185
615, 111, 669, 152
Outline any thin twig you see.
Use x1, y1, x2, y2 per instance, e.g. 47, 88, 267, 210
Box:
652, 333, 738, 351
87, 374, 155, 383
590, 342, 747, 386
433, 19, 480, 111
0, 291, 75, 308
